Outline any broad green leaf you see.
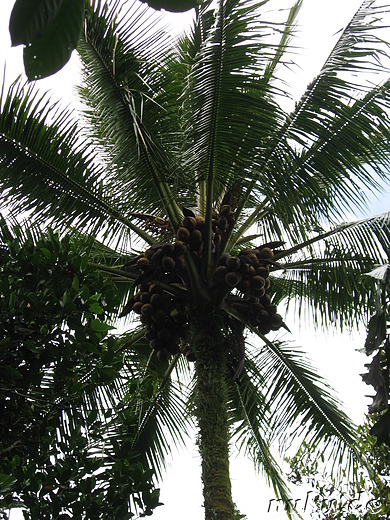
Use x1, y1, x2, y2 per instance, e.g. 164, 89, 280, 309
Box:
365, 311, 387, 355
140, 0, 197, 12
0, 473, 17, 494
9, 0, 65, 46
89, 302, 103, 315
23, 0, 84, 80
90, 319, 115, 332
39, 246, 52, 259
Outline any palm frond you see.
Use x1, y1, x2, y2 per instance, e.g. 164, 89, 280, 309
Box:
0, 78, 154, 247
78, 0, 187, 226
271, 213, 390, 328
249, 335, 358, 472
183, 0, 281, 194
242, 0, 390, 231
113, 331, 193, 478
227, 368, 294, 516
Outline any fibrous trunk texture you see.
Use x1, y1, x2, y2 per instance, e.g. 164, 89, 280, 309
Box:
192, 306, 235, 520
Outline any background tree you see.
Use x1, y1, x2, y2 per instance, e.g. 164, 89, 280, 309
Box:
287, 418, 390, 519
1, 1, 390, 518
0, 219, 161, 519
361, 263, 390, 445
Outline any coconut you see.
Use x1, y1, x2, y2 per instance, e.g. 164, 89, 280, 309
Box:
226, 256, 241, 271
141, 303, 155, 316
253, 287, 265, 298
214, 265, 228, 279
151, 249, 164, 265
162, 255, 176, 272
225, 271, 242, 287
183, 216, 197, 231
267, 303, 277, 315
148, 283, 162, 294
217, 215, 228, 231
158, 328, 172, 342
260, 294, 271, 307
248, 253, 259, 267
237, 279, 251, 294
259, 247, 274, 259
177, 226, 191, 242
249, 314, 260, 328
132, 301, 143, 314
140, 292, 151, 303
137, 257, 150, 268
162, 243, 175, 256
269, 313, 283, 330
145, 328, 158, 341
256, 266, 269, 278
218, 253, 230, 266
220, 204, 231, 216
251, 276, 265, 290
195, 215, 205, 229
151, 309, 167, 324
257, 309, 269, 323
144, 248, 156, 260
150, 293, 164, 307
173, 240, 187, 256
190, 229, 203, 244
247, 266, 256, 277
258, 323, 271, 335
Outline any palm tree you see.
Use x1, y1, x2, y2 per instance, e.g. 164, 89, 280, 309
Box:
1, 0, 390, 518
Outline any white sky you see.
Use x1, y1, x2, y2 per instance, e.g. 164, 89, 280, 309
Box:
1, 1, 389, 519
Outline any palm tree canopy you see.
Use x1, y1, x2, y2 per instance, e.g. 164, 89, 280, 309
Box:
1, 0, 390, 513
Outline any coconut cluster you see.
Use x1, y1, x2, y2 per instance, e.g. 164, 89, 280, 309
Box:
213, 246, 284, 336
176, 204, 234, 255
125, 239, 190, 362
122, 206, 284, 361
131, 281, 187, 362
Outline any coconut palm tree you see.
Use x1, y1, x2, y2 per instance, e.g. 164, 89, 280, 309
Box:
1, 0, 390, 518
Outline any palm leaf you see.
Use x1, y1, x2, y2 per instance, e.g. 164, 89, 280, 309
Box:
78, 0, 186, 226
249, 335, 358, 470
271, 213, 390, 327
113, 330, 193, 477
227, 367, 294, 516
0, 78, 154, 247
238, 1, 390, 235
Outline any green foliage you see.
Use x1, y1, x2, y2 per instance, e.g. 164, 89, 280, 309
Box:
287, 420, 390, 519
9, 0, 84, 80
140, 0, 198, 11
361, 264, 390, 445
0, 228, 160, 518
8, 0, 196, 80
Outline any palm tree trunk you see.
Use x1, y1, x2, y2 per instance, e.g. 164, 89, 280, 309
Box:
192, 305, 235, 520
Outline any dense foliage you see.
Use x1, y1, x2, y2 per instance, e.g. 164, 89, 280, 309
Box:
288, 420, 390, 519
0, 226, 160, 519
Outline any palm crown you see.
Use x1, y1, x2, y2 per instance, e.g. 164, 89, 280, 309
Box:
1, 0, 390, 518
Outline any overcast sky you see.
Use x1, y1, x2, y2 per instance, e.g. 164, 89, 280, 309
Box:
1, 1, 389, 519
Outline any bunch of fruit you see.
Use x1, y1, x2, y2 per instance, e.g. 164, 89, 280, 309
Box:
131, 281, 188, 362
122, 206, 284, 361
